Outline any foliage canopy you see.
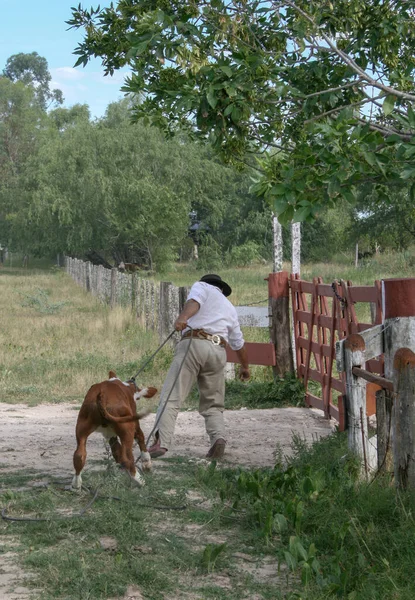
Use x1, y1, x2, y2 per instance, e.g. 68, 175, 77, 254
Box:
69, 0, 415, 223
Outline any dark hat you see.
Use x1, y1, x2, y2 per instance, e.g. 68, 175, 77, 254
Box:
200, 274, 232, 297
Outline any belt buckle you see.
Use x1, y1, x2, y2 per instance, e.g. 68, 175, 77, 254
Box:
211, 334, 221, 346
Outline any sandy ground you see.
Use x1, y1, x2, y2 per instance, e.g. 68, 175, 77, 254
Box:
0, 403, 335, 474
0, 403, 334, 599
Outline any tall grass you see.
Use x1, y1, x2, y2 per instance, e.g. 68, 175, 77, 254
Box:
158, 247, 415, 304
0, 265, 171, 405
1, 248, 413, 405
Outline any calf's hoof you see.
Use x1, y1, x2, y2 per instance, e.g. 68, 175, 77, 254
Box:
131, 470, 145, 487
141, 452, 152, 472
71, 475, 82, 492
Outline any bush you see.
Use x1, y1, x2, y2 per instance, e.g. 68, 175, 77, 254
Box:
202, 432, 415, 599
226, 241, 262, 267
196, 234, 223, 271
185, 373, 305, 410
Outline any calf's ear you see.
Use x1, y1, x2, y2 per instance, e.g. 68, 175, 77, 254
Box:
108, 370, 117, 379
144, 387, 157, 398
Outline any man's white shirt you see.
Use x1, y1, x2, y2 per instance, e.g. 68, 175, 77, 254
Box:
184, 281, 245, 351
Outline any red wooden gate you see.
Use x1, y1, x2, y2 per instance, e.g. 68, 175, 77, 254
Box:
290, 275, 383, 430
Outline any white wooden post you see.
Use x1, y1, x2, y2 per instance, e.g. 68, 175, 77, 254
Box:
291, 222, 301, 276
272, 214, 283, 273
343, 333, 371, 477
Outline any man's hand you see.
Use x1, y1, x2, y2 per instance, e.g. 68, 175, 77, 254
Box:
175, 318, 188, 331
235, 346, 250, 381
239, 367, 250, 381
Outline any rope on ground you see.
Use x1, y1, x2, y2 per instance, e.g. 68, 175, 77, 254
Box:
0, 479, 206, 523
1, 487, 100, 523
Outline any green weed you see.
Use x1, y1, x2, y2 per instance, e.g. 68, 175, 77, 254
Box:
201, 542, 228, 573
19, 288, 71, 314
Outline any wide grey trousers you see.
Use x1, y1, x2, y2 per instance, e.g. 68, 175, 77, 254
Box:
155, 338, 227, 450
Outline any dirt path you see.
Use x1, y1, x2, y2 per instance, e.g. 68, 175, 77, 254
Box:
0, 403, 334, 473
0, 403, 334, 599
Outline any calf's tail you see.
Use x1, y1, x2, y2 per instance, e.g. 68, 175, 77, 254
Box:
97, 392, 151, 423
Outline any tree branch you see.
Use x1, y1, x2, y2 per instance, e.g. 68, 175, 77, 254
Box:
281, 0, 415, 103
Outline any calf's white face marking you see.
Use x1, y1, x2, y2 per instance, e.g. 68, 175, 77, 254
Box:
108, 377, 130, 387
134, 387, 148, 401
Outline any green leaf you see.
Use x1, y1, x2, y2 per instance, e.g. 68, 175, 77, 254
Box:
220, 65, 233, 77
408, 104, 415, 128
231, 106, 242, 123
382, 95, 396, 116
362, 151, 376, 167
327, 178, 340, 197
302, 476, 314, 495
284, 551, 297, 571
293, 207, 311, 222
341, 189, 356, 204
401, 167, 415, 180
207, 90, 217, 109
273, 513, 288, 532
385, 134, 402, 144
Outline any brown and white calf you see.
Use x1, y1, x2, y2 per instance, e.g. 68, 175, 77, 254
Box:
72, 371, 157, 490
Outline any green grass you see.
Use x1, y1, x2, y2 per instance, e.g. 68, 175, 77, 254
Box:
185, 374, 305, 410
195, 433, 415, 599
0, 459, 292, 600
3, 434, 415, 599
1, 253, 415, 598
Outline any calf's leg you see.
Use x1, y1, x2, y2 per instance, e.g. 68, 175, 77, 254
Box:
72, 420, 95, 490
109, 437, 122, 463
119, 429, 145, 486
135, 423, 152, 472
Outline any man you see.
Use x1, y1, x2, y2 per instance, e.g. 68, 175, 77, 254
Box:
148, 273, 250, 460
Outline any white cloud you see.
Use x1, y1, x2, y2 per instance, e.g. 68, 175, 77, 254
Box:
51, 66, 85, 81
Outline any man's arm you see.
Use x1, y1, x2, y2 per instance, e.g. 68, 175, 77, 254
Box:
235, 345, 250, 381
174, 299, 200, 331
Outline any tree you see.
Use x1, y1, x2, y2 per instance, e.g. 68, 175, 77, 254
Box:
49, 104, 91, 130
0, 78, 45, 247
348, 186, 415, 253
3, 52, 63, 109
69, 0, 415, 223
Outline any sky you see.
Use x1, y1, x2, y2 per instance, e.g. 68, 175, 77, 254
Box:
0, 0, 129, 118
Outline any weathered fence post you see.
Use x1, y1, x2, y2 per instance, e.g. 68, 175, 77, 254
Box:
383, 278, 415, 489
110, 268, 117, 309
267, 271, 294, 376
159, 281, 179, 344
392, 348, 415, 489
376, 388, 393, 474
86, 261, 92, 293
343, 333, 371, 477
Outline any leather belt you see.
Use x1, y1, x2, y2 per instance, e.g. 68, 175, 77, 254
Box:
181, 329, 227, 347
